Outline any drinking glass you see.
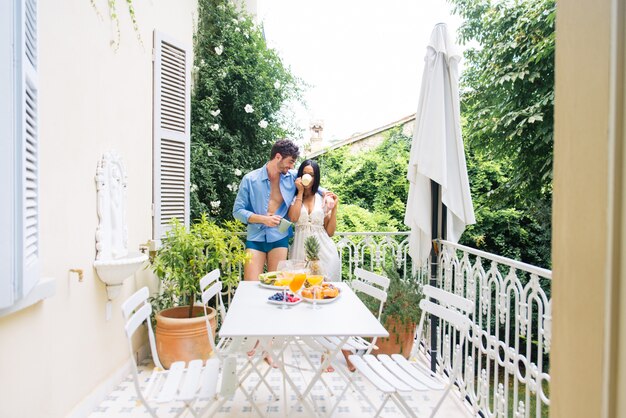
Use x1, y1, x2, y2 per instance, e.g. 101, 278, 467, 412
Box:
279, 271, 294, 310
289, 272, 307, 294
306, 275, 324, 309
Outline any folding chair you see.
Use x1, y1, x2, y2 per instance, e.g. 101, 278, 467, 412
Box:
121, 287, 220, 418
342, 285, 472, 417
314, 267, 390, 360
199, 269, 281, 416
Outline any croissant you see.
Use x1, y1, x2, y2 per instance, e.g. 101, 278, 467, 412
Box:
322, 287, 339, 298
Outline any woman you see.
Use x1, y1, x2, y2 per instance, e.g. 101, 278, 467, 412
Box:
287, 159, 341, 281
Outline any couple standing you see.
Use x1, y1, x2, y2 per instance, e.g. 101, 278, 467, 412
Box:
232, 139, 341, 281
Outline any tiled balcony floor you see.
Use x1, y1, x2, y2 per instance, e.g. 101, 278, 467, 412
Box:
89, 345, 472, 417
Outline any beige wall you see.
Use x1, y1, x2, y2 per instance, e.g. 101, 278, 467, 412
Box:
0, 1, 196, 417
552, 0, 611, 416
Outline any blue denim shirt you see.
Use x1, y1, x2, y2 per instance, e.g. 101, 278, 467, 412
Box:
232, 165, 298, 243
233, 164, 325, 243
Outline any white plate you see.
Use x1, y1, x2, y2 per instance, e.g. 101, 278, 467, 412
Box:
259, 282, 286, 290
301, 292, 341, 304
267, 298, 302, 306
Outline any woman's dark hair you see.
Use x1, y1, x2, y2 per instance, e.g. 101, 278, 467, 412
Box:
270, 139, 300, 160
297, 159, 321, 195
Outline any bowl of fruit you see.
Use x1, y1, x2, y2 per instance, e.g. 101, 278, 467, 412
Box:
267, 291, 301, 306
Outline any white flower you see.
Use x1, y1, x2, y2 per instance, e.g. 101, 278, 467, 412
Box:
234, 168, 242, 176
226, 183, 238, 192
232, 18, 239, 24
219, 69, 227, 78
207, 150, 213, 157
244, 33, 249, 39
235, 27, 241, 33
214, 45, 223, 56
192, 65, 199, 73
190, 183, 198, 192
244, 104, 254, 113
210, 200, 221, 208
239, 16, 246, 22
274, 80, 281, 89
262, 140, 267, 145
227, 184, 233, 191
210, 109, 221, 117
200, 59, 206, 66
210, 124, 220, 131
258, 119, 268, 129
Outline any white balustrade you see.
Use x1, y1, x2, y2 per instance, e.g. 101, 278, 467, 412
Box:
227, 231, 552, 417
435, 239, 551, 418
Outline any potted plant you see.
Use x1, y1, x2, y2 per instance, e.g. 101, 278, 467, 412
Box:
359, 265, 423, 358
150, 213, 248, 368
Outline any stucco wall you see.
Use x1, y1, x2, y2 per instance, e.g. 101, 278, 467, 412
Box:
0, 1, 196, 417
552, 0, 610, 416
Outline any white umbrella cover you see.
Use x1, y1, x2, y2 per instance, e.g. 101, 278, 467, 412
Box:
404, 23, 476, 266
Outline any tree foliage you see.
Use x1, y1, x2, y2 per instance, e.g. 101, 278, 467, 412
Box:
449, 0, 555, 206
318, 127, 551, 269
317, 128, 411, 229
191, 0, 302, 222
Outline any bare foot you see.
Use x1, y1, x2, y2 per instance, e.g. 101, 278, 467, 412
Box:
263, 352, 279, 369
342, 350, 356, 372
324, 365, 335, 373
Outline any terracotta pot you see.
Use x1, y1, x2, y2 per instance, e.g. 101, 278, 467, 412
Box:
373, 316, 417, 359
155, 305, 217, 369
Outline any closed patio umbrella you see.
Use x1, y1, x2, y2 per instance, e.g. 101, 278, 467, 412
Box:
404, 23, 475, 267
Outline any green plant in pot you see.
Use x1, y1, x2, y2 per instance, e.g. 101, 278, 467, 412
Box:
359, 265, 423, 358
150, 214, 248, 368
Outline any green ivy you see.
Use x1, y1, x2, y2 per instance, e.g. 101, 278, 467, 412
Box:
191, 0, 302, 222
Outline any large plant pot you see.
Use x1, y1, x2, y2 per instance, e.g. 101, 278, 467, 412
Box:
373, 317, 417, 359
155, 305, 217, 369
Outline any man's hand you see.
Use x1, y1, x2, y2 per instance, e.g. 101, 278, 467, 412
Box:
264, 214, 282, 227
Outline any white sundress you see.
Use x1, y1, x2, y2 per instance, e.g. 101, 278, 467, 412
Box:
288, 194, 341, 281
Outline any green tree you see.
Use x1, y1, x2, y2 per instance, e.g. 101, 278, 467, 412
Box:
450, 0, 555, 206
191, 0, 302, 222
317, 127, 411, 227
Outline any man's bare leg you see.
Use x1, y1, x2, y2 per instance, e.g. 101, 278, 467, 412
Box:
267, 247, 288, 272
244, 249, 267, 281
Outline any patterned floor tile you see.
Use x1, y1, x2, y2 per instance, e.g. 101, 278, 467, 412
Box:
88, 343, 472, 417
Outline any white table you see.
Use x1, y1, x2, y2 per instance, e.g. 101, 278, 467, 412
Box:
219, 281, 389, 416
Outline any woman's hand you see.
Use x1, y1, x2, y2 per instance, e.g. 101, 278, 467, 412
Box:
324, 192, 338, 211
295, 177, 304, 195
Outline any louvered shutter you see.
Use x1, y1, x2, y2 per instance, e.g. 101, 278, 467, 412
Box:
0, 0, 40, 309
152, 31, 190, 239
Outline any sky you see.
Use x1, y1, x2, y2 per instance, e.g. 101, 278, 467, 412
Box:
256, 0, 465, 145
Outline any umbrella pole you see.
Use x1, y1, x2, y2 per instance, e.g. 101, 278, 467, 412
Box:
429, 180, 440, 372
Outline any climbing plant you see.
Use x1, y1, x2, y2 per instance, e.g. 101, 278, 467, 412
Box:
190, 0, 302, 222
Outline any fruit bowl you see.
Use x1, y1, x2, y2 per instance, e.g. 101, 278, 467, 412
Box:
267, 291, 301, 306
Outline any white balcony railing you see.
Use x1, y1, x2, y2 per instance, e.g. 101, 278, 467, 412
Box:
228, 232, 551, 417
434, 240, 551, 418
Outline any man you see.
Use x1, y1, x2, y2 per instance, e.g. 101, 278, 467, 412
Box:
233, 139, 311, 280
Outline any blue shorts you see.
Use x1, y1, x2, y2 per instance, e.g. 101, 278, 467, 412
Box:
245, 236, 290, 253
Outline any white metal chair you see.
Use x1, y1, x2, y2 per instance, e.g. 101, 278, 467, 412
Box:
121, 287, 220, 418
340, 285, 472, 418
314, 267, 390, 358
199, 269, 281, 416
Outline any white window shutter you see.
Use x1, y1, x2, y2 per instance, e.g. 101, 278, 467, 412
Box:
152, 31, 191, 239
0, 0, 39, 309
